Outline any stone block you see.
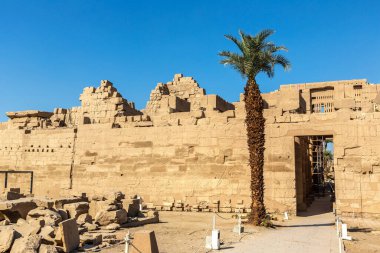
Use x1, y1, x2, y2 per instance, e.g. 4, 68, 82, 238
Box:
3, 191, 24, 201
39, 244, 58, 253
76, 213, 92, 225
0, 228, 16, 253
0, 198, 37, 221
13, 221, 41, 237
26, 207, 62, 226
94, 209, 128, 226
200, 95, 234, 112
58, 218, 80, 253
10, 235, 41, 253
63, 202, 89, 219
129, 230, 159, 253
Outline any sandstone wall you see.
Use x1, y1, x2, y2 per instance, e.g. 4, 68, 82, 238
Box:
71, 120, 250, 207
0, 128, 75, 195
263, 79, 380, 218
1, 76, 380, 217
0, 118, 250, 208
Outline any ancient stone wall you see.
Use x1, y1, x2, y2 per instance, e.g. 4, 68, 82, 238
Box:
0, 75, 251, 212
263, 79, 380, 218
1, 76, 380, 217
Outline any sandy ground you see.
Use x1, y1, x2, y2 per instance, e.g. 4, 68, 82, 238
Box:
94, 197, 379, 253
342, 217, 380, 253
100, 211, 262, 253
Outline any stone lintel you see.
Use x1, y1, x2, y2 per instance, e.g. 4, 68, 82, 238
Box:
6, 110, 54, 119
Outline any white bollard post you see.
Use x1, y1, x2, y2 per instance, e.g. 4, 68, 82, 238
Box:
125, 230, 131, 253
336, 217, 340, 236
284, 211, 289, 220
211, 229, 220, 250
341, 223, 352, 240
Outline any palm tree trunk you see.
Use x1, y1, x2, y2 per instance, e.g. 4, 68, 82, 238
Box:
244, 77, 266, 225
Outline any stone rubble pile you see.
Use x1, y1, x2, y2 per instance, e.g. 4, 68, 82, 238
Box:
0, 189, 159, 253
145, 198, 250, 216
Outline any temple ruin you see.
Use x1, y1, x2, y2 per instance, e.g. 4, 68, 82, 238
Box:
1, 74, 380, 218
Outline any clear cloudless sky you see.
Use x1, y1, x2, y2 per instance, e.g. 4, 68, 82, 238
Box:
1, 0, 379, 122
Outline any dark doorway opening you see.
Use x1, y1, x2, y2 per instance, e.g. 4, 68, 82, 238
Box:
294, 135, 335, 216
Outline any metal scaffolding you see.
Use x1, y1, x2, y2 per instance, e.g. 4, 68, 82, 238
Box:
310, 136, 326, 196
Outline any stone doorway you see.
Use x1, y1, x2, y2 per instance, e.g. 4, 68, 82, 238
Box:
294, 135, 335, 215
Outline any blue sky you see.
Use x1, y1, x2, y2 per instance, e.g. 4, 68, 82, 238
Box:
1, 0, 379, 122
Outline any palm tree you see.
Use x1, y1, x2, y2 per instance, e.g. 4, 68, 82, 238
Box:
219, 29, 290, 225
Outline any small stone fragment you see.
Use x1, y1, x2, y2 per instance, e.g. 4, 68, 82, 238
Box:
0, 228, 16, 253
105, 223, 120, 230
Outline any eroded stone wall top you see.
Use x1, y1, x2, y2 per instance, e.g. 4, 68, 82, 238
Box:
144, 74, 234, 116
264, 79, 380, 116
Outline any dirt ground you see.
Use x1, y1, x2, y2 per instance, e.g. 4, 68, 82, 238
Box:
93, 210, 380, 253
100, 211, 262, 253
343, 217, 380, 253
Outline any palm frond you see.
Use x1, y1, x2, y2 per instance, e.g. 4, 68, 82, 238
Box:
256, 29, 275, 43
219, 28, 290, 81
272, 54, 291, 71
224, 34, 244, 53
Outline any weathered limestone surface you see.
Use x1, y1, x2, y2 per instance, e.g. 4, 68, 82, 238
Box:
129, 230, 159, 253
263, 79, 380, 217
59, 218, 80, 253
0, 75, 250, 212
1, 76, 380, 218
0, 228, 16, 252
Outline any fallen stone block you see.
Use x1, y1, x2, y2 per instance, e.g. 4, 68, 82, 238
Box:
26, 207, 62, 226
94, 209, 128, 226
63, 202, 89, 220
32, 197, 54, 209
90, 195, 105, 201
0, 198, 37, 222
54, 196, 87, 209
39, 244, 58, 253
80, 233, 102, 246
129, 230, 159, 253
13, 220, 41, 237
40, 226, 55, 240
58, 218, 80, 253
122, 216, 159, 228
83, 222, 98, 231
89, 200, 118, 218
9, 188, 20, 193
0, 228, 16, 253
76, 213, 92, 225
2, 191, 25, 201
146, 210, 159, 218
10, 234, 41, 253
125, 201, 140, 217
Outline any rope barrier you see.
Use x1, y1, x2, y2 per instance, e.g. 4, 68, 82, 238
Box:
86, 240, 125, 252
214, 212, 235, 220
